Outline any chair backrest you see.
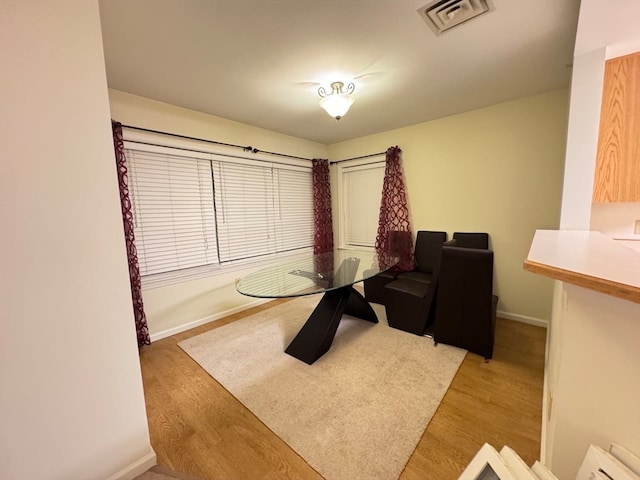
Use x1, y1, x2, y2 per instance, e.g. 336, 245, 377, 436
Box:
423, 238, 457, 324
434, 246, 495, 358
452, 232, 489, 249
414, 231, 447, 273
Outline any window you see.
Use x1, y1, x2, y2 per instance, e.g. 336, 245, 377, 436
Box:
126, 149, 218, 276
337, 157, 385, 248
124, 141, 313, 287
213, 160, 313, 262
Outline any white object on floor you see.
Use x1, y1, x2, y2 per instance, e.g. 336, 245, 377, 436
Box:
576, 444, 640, 480
531, 461, 559, 480
459, 442, 640, 480
457, 443, 517, 480
610, 443, 640, 476
499, 446, 538, 480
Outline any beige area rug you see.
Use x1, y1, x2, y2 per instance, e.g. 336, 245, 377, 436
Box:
179, 295, 466, 480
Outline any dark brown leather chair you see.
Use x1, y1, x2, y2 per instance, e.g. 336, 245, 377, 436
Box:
364, 230, 446, 305
433, 246, 498, 360
383, 237, 455, 336
395, 230, 447, 284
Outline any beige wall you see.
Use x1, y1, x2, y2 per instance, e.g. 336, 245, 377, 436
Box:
109, 89, 328, 161
111, 89, 567, 337
109, 90, 328, 338
330, 89, 569, 323
0, 2, 153, 478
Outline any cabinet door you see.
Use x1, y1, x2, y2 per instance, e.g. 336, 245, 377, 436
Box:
593, 52, 640, 203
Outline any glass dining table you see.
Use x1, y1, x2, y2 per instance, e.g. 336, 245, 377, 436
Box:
236, 249, 397, 365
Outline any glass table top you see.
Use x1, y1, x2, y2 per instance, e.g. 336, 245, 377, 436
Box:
236, 249, 397, 298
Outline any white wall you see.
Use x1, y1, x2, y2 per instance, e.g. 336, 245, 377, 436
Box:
558, 47, 606, 230
330, 90, 569, 325
109, 90, 328, 339
543, 0, 640, 476
574, 0, 640, 59
0, 2, 153, 479
545, 286, 640, 479
591, 202, 640, 249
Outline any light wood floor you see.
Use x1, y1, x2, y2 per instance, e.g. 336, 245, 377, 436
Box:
140, 300, 546, 479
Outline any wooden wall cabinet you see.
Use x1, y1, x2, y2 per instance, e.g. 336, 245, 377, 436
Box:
592, 52, 640, 203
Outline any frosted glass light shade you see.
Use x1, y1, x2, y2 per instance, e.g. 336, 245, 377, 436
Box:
318, 81, 356, 120
319, 93, 355, 120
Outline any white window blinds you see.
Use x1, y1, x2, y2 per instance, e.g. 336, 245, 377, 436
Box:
124, 144, 313, 284
273, 168, 315, 253
213, 160, 314, 263
213, 161, 275, 262
127, 149, 217, 276
342, 162, 385, 247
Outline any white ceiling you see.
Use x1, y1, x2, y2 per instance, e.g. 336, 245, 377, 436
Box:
99, 0, 580, 145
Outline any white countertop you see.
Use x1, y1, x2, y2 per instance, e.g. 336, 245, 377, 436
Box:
524, 230, 640, 303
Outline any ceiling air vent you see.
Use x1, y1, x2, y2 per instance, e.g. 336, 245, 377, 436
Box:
417, 0, 494, 35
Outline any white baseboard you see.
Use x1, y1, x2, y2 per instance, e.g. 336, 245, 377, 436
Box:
497, 310, 548, 328
104, 448, 156, 480
150, 301, 548, 342
150, 298, 270, 342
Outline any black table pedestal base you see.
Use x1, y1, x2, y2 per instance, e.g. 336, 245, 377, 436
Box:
285, 286, 378, 365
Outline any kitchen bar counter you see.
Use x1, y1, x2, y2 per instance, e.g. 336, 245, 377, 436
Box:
524, 230, 640, 304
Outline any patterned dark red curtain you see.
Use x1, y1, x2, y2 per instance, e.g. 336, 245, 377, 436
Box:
112, 121, 150, 347
312, 158, 334, 281
375, 146, 414, 271
312, 158, 333, 254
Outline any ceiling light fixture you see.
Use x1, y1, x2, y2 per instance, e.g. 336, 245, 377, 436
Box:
318, 81, 355, 121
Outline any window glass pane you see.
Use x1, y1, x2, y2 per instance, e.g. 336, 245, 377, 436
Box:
343, 163, 384, 247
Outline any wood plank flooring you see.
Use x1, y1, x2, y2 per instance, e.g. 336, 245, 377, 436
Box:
139, 300, 546, 479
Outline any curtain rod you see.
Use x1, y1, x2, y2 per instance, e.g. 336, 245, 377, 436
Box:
119, 124, 313, 162
329, 151, 386, 164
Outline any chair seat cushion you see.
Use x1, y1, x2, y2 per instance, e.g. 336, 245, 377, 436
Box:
383, 279, 433, 335
384, 278, 432, 298
396, 270, 433, 284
